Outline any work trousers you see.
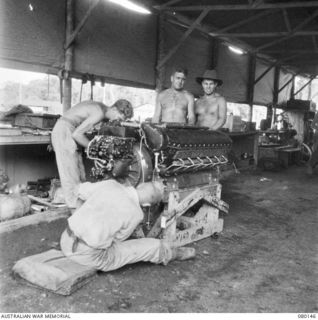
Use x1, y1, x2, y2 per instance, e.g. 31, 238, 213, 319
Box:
51, 119, 86, 209
60, 229, 173, 272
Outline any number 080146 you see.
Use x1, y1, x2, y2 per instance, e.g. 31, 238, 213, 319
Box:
298, 314, 316, 319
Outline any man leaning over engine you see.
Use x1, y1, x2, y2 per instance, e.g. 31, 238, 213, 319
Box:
51, 99, 134, 212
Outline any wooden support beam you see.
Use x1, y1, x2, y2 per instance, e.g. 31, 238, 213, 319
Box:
155, 14, 166, 91
255, 10, 318, 51
254, 64, 275, 85
210, 10, 273, 34
279, 53, 305, 63
163, 11, 318, 78
154, 0, 184, 10
157, 9, 210, 69
160, 2, 318, 11
165, 11, 255, 55
278, 75, 296, 93
63, 0, 75, 113
211, 31, 318, 38
293, 77, 315, 97
264, 50, 318, 54
0, 208, 70, 234
273, 65, 280, 107
64, 0, 101, 50
282, 9, 292, 32
290, 75, 295, 99
247, 54, 256, 122
252, 0, 264, 7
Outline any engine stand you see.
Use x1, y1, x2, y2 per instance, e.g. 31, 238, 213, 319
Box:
147, 173, 229, 247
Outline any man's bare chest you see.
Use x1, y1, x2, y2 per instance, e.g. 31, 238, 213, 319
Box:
196, 99, 218, 114
161, 93, 188, 109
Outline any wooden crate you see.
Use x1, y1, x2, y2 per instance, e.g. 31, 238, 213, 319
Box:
14, 113, 60, 130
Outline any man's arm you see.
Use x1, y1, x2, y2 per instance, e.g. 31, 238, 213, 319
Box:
152, 93, 162, 123
211, 97, 227, 130
187, 93, 195, 125
72, 114, 103, 148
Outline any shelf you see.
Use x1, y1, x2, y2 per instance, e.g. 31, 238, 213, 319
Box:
0, 134, 51, 145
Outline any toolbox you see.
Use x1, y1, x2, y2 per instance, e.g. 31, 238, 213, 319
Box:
14, 113, 60, 130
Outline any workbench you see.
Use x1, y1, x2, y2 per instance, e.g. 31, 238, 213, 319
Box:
0, 134, 51, 145
228, 131, 259, 168
0, 133, 57, 187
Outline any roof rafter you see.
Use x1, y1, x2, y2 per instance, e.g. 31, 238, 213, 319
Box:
157, 9, 210, 69
210, 31, 318, 38
162, 9, 317, 76
154, 0, 184, 10
255, 10, 318, 51
64, 0, 101, 49
282, 9, 292, 32
293, 76, 315, 96
210, 9, 273, 34
159, 2, 318, 12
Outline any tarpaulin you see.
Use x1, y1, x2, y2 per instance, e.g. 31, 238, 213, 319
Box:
0, 0, 157, 88
0, 0, 65, 74
216, 43, 249, 103
162, 21, 214, 97
253, 59, 274, 105
278, 69, 293, 104
73, 0, 157, 88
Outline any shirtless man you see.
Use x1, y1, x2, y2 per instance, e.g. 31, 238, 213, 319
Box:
195, 69, 227, 130
51, 99, 133, 211
152, 67, 195, 124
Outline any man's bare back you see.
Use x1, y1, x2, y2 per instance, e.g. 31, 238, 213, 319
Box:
62, 100, 132, 148
63, 101, 105, 127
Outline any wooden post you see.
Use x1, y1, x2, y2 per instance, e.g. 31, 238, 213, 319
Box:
290, 74, 295, 99
247, 53, 256, 122
273, 65, 280, 106
308, 79, 312, 100
271, 65, 280, 127
63, 0, 75, 114
155, 14, 166, 92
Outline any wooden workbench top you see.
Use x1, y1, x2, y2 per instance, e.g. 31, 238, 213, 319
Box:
0, 134, 51, 145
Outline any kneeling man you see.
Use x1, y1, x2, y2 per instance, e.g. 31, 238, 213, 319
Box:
60, 180, 195, 272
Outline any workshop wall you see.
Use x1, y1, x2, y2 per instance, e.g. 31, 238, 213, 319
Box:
0, 0, 65, 75
216, 43, 249, 103
73, 0, 157, 88
253, 59, 274, 105
278, 69, 293, 104
162, 21, 214, 97
0, 0, 157, 88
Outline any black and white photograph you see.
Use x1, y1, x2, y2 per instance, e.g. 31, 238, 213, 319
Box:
0, 0, 317, 317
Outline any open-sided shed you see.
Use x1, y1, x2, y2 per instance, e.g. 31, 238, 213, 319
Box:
1, 0, 318, 116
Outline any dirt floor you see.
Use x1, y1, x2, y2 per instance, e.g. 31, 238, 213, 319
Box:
0, 165, 317, 313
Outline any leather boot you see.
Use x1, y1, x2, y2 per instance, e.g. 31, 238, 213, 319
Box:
171, 247, 196, 261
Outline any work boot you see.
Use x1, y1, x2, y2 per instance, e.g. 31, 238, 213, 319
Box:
171, 247, 196, 261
